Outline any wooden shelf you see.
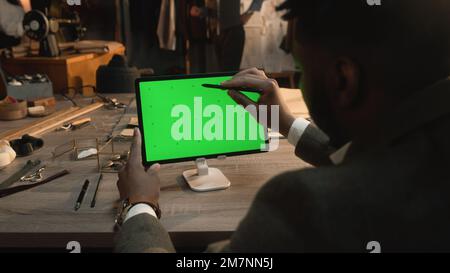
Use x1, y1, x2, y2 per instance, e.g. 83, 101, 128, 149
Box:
1, 46, 125, 96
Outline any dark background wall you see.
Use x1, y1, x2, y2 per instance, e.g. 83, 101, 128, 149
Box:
0, 0, 202, 75
80, 0, 117, 41
79, 0, 186, 75
127, 0, 186, 74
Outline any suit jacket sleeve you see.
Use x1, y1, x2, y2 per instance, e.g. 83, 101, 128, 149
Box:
294, 123, 336, 166
224, 170, 349, 252
114, 214, 175, 253
114, 170, 338, 253
209, 170, 340, 253
114, 124, 336, 253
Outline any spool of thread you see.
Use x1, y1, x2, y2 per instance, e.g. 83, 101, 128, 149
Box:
0, 141, 16, 169
0, 99, 27, 121
0, 153, 10, 169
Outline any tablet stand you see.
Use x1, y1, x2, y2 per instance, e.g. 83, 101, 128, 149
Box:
183, 158, 231, 192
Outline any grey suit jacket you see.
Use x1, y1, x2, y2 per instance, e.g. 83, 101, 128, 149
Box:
115, 77, 450, 252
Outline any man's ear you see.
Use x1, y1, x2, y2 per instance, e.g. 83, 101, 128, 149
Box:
329, 57, 361, 109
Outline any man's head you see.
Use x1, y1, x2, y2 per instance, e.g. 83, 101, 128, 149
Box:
279, 0, 450, 147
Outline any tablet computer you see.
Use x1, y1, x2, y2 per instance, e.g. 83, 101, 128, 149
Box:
135, 73, 268, 165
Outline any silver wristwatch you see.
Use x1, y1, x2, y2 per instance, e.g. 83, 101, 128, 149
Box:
114, 199, 133, 230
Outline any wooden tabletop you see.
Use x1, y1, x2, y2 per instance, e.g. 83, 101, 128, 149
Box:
0, 89, 310, 250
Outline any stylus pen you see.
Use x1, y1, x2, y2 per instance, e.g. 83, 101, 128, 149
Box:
90, 174, 103, 208
202, 84, 262, 93
75, 179, 90, 211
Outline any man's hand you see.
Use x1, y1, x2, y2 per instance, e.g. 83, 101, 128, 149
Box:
221, 68, 296, 137
117, 128, 161, 206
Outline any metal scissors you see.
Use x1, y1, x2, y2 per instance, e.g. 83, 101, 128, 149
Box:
20, 166, 46, 183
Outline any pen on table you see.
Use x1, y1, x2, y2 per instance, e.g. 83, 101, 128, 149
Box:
75, 179, 90, 211
90, 174, 103, 208
202, 84, 262, 93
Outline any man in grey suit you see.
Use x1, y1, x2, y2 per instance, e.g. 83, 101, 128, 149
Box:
115, 0, 450, 252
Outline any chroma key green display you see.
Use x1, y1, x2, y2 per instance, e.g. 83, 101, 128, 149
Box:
135, 74, 268, 165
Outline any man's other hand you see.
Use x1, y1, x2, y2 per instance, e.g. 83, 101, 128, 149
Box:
117, 128, 161, 206
222, 68, 296, 137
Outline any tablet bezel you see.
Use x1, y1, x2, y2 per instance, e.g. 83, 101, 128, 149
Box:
135, 72, 269, 166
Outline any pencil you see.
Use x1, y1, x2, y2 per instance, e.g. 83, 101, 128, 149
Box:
90, 174, 103, 208
75, 179, 90, 211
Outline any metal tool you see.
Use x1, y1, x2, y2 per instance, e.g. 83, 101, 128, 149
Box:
96, 94, 127, 110
101, 153, 128, 171
0, 160, 41, 190
111, 154, 122, 161
102, 160, 115, 169
58, 124, 73, 131
102, 161, 124, 171
57, 118, 92, 131
20, 165, 46, 183
90, 174, 103, 208
0, 169, 70, 198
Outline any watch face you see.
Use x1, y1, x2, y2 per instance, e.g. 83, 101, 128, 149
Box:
114, 199, 131, 228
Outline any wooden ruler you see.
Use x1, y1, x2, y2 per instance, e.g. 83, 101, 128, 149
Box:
0, 107, 79, 140
31, 102, 104, 137
0, 102, 104, 141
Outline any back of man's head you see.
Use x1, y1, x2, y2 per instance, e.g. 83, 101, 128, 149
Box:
277, 0, 449, 147
280, 0, 450, 95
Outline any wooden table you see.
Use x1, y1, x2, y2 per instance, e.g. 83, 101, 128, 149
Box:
0, 89, 310, 251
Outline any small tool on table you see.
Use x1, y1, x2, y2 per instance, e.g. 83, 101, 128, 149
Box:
96, 94, 127, 110
58, 117, 92, 131
101, 153, 129, 172
74, 179, 90, 211
0, 160, 41, 190
0, 169, 70, 198
90, 174, 103, 208
20, 165, 46, 183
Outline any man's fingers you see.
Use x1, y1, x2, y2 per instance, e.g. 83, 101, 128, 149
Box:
228, 90, 258, 108
222, 76, 276, 95
147, 163, 161, 174
235, 68, 257, 77
235, 68, 268, 79
129, 128, 142, 165
237, 73, 269, 82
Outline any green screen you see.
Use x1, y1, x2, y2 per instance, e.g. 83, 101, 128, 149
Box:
138, 75, 267, 164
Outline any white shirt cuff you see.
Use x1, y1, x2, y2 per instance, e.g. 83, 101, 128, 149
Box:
124, 203, 157, 223
287, 118, 311, 146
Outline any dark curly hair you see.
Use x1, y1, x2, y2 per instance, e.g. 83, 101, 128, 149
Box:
277, 0, 450, 89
